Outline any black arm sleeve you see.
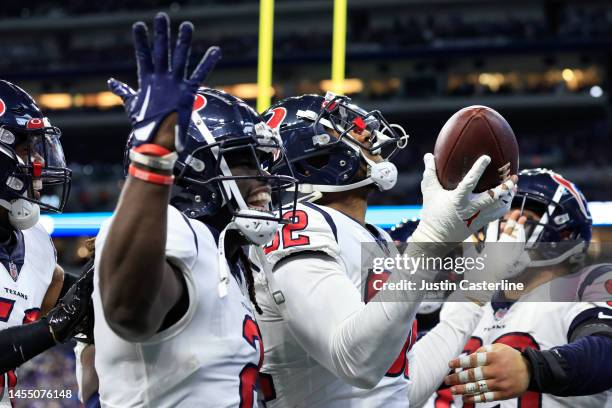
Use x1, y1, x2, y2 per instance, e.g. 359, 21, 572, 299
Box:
0, 318, 55, 374
523, 306, 612, 396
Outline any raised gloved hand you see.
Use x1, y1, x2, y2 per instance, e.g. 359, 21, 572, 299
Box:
482, 210, 530, 279
47, 262, 94, 343
411, 153, 517, 245
108, 12, 221, 152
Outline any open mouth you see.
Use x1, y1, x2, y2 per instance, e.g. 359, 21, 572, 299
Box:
247, 187, 271, 211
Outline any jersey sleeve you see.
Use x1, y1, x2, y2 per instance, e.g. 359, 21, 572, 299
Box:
270, 251, 422, 389
94, 205, 200, 343
407, 301, 485, 406
164, 206, 199, 272
95, 205, 198, 273
262, 203, 342, 269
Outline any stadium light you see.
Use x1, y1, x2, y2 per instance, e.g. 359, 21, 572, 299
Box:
223, 83, 275, 101
37, 93, 72, 109
320, 78, 363, 94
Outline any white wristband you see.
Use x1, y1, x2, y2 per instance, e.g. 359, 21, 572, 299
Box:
129, 149, 178, 170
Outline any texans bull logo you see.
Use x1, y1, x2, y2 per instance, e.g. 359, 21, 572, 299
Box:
193, 94, 207, 112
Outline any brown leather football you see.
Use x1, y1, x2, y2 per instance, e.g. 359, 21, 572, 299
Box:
434, 105, 518, 193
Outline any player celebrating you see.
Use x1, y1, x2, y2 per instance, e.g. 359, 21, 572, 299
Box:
0, 79, 84, 402
94, 13, 297, 407
253, 93, 517, 407
444, 168, 612, 406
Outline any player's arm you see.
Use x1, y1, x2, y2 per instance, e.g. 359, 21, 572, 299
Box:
97, 114, 184, 341
265, 155, 515, 389
0, 262, 93, 374
40, 264, 65, 315
272, 252, 420, 389
99, 14, 219, 342
407, 302, 485, 407
445, 306, 612, 403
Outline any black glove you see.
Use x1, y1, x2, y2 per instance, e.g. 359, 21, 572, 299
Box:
48, 260, 94, 343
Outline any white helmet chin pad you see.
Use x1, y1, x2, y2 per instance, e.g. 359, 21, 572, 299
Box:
369, 161, 398, 191
0, 198, 40, 230
234, 209, 279, 245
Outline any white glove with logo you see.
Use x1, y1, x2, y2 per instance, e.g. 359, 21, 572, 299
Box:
411, 153, 517, 244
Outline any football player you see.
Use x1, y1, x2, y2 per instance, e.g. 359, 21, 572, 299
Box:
444, 168, 612, 406
0, 79, 91, 402
94, 13, 297, 407
252, 93, 517, 406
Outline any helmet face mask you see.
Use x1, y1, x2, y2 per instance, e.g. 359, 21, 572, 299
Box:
310, 93, 408, 161
175, 133, 298, 225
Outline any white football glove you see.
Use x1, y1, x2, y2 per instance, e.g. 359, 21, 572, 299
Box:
460, 211, 530, 304
411, 153, 517, 244
483, 215, 531, 279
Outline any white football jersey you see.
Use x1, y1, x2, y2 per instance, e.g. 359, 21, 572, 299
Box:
427, 264, 612, 408
93, 205, 262, 408
255, 202, 415, 407
0, 222, 56, 404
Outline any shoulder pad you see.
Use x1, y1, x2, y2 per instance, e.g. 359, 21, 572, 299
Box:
96, 206, 200, 272
22, 221, 56, 264
263, 203, 341, 268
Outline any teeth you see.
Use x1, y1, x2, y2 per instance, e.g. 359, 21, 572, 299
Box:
249, 192, 271, 204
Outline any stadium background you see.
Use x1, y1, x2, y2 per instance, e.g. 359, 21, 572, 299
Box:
2, 0, 612, 406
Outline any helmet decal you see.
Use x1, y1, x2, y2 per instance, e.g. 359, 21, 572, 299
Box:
192, 94, 206, 112
266, 107, 287, 130
551, 173, 590, 219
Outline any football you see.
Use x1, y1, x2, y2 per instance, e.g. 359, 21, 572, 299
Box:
434, 105, 519, 193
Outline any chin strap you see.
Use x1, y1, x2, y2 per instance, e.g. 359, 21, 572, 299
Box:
217, 225, 232, 298
0, 197, 40, 230
294, 157, 398, 195
217, 214, 279, 298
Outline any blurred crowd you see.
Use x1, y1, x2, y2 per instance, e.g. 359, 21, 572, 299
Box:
16, 344, 79, 408
2, 3, 612, 76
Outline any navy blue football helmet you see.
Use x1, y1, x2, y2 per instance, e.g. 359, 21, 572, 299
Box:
0, 80, 71, 229
132, 88, 299, 244
264, 92, 408, 199
510, 168, 592, 267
